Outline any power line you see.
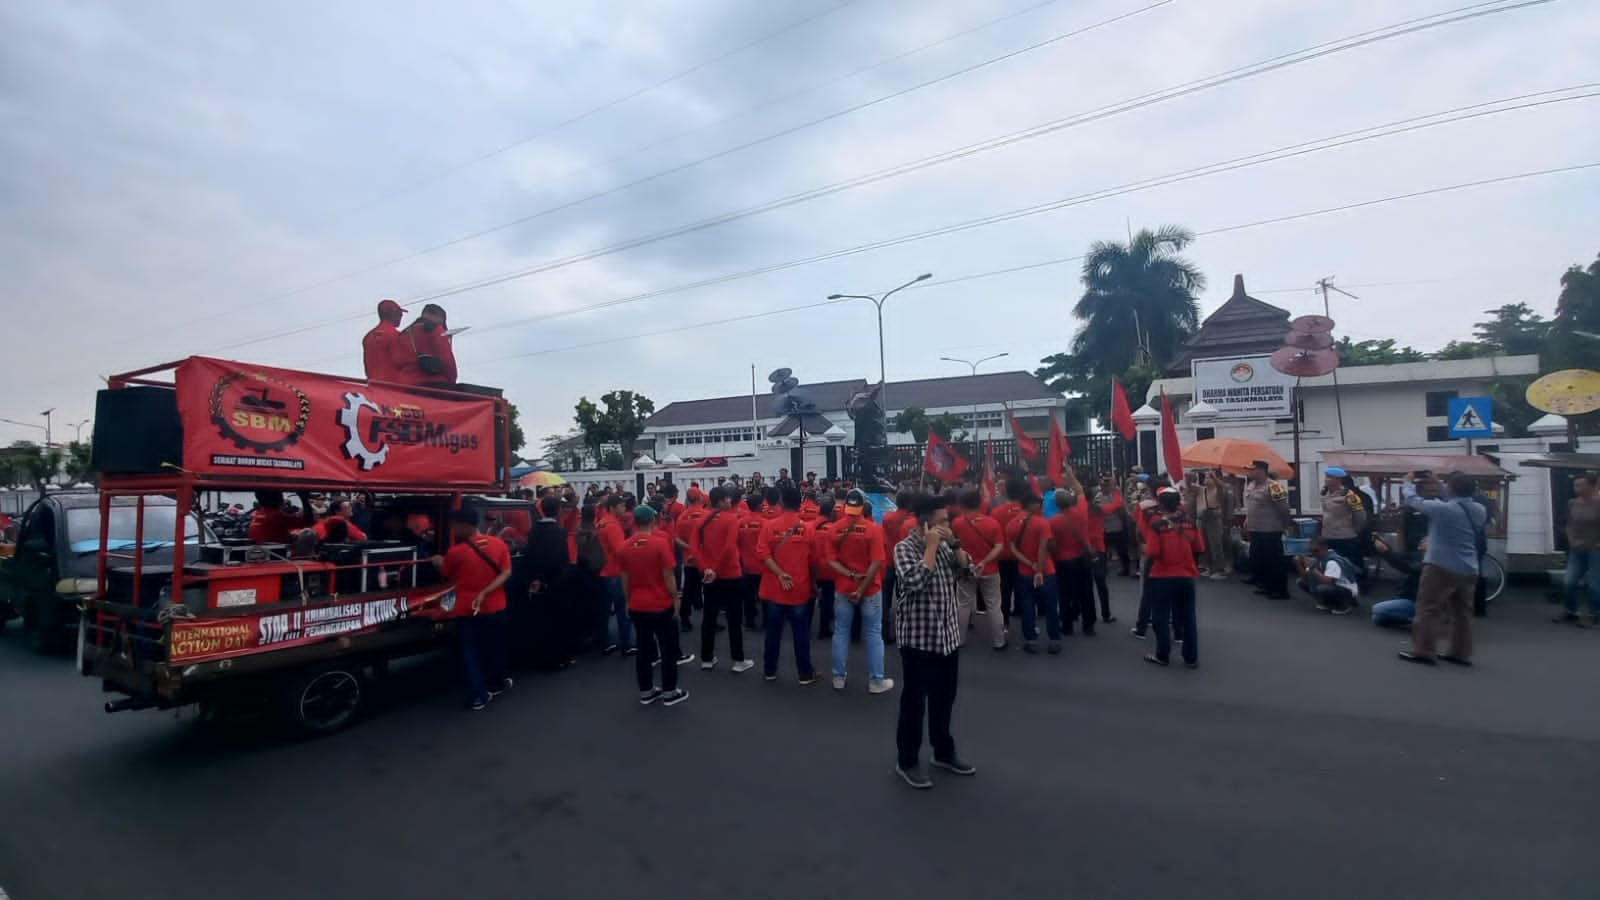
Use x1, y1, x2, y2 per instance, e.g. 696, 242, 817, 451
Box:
210, 82, 1597, 356
138, 0, 1171, 347
435, 160, 1600, 366
202, 0, 1554, 356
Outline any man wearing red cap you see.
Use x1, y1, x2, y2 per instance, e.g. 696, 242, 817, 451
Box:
363, 299, 416, 384
403, 302, 458, 387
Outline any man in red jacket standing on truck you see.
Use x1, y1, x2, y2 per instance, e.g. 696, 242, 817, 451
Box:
403, 303, 458, 387
363, 299, 415, 384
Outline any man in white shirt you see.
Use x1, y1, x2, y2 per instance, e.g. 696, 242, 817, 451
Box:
1294, 535, 1359, 615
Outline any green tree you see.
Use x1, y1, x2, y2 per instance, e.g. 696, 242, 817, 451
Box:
8, 441, 63, 499
64, 441, 96, 485
573, 391, 656, 462
1072, 225, 1205, 376
1034, 354, 1150, 432
601, 449, 626, 471
892, 407, 932, 444
1335, 337, 1427, 366
504, 402, 526, 455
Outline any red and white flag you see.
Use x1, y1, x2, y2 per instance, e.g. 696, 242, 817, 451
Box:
923, 432, 971, 484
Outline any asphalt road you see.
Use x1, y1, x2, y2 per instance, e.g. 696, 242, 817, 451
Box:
2, 577, 1596, 900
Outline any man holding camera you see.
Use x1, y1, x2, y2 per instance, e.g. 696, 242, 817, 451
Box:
1397, 471, 1486, 666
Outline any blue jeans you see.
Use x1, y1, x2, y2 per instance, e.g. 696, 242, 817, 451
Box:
1564, 549, 1600, 615
457, 611, 507, 703
763, 600, 814, 678
595, 576, 633, 651
832, 591, 884, 681
1015, 573, 1060, 643
1371, 597, 1415, 628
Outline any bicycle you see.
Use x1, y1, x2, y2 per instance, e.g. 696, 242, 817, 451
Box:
1480, 554, 1506, 604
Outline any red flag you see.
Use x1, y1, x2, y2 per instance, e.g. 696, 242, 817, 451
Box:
1008, 411, 1039, 462
923, 432, 971, 484
1111, 378, 1136, 441
1027, 473, 1042, 497
981, 441, 997, 506
1047, 415, 1071, 483
1159, 388, 1184, 483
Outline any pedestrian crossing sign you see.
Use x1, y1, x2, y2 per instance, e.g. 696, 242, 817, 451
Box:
1447, 396, 1492, 438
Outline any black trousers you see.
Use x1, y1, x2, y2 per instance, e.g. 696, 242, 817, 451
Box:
814, 580, 837, 637
896, 647, 959, 770
1105, 530, 1132, 575
882, 569, 897, 642
629, 609, 681, 692
1056, 557, 1096, 633
1249, 531, 1289, 596
1148, 577, 1197, 665
700, 577, 746, 662
997, 559, 1019, 623
680, 566, 703, 629
742, 573, 763, 629
1091, 555, 1112, 619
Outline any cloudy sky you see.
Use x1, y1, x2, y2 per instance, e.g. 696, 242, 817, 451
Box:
2, 0, 1597, 448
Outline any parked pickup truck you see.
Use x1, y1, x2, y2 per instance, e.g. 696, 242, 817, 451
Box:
0, 492, 208, 653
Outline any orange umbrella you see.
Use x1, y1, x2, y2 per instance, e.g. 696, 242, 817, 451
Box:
517, 470, 566, 489
1181, 438, 1295, 479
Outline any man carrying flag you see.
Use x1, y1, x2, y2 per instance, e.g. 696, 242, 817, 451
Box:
1047, 415, 1072, 487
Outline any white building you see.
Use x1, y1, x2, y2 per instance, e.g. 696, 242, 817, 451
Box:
1140, 274, 1570, 569
638, 371, 1069, 479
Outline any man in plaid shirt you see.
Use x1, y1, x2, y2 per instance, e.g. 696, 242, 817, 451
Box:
892, 494, 978, 789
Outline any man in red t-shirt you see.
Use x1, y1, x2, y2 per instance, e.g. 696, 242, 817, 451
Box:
695, 486, 754, 672
362, 299, 416, 384
402, 303, 458, 387
595, 496, 634, 654
757, 485, 818, 683
1050, 489, 1098, 636
826, 490, 893, 692
1142, 487, 1204, 668
672, 486, 707, 634
619, 504, 691, 705
247, 490, 314, 544
432, 509, 512, 710
952, 489, 1006, 649
990, 479, 1027, 627
1005, 491, 1061, 654
737, 493, 768, 632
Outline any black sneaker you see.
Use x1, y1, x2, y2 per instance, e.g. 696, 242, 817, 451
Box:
624, 646, 639, 657
602, 643, 619, 655
639, 688, 664, 705
675, 652, 696, 667
469, 696, 489, 711
931, 754, 976, 776
1397, 650, 1436, 666
1130, 628, 1148, 640
895, 763, 933, 789
487, 677, 513, 699
660, 688, 690, 707
798, 672, 820, 686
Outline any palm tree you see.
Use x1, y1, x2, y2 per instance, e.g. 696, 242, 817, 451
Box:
1071, 225, 1205, 376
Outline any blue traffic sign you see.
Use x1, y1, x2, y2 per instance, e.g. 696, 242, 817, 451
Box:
1447, 396, 1493, 438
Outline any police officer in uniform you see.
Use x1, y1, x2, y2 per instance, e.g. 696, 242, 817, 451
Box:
1243, 460, 1293, 599
1319, 466, 1369, 577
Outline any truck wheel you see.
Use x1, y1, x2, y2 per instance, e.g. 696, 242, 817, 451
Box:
276, 663, 364, 737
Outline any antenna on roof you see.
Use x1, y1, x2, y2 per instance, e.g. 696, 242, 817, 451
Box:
1314, 276, 1359, 445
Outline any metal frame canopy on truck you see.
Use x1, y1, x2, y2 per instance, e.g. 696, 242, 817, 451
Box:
81, 356, 513, 735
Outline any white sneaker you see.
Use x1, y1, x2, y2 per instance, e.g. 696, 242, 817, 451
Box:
676, 652, 696, 667
731, 659, 755, 674
832, 676, 846, 690
869, 678, 896, 694
700, 657, 718, 670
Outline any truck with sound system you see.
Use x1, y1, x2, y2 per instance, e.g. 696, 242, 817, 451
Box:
77, 356, 514, 735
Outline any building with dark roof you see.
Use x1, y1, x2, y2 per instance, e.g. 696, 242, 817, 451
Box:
1166, 274, 1291, 375
640, 370, 1067, 462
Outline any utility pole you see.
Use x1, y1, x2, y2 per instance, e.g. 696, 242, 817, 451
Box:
1316, 277, 1359, 445
40, 408, 54, 449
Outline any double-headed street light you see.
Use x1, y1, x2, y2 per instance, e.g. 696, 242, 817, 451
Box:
827, 272, 932, 414
940, 352, 1009, 434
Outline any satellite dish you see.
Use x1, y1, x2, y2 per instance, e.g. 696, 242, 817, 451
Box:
1270, 346, 1340, 377
774, 376, 800, 394
767, 367, 793, 384
1289, 314, 1336, 334
1284, 330, 1334, 350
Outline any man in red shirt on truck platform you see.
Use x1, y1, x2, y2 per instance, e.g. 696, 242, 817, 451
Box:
433, 509, 513, 711
363, 299, 416, 384
403, 303, 458, 388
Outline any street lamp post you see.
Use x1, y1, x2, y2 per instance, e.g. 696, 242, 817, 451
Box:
940, 352, 1009, 437
826, 272, 932, 415
72, 419, 90, 442
40, 408, 54, 448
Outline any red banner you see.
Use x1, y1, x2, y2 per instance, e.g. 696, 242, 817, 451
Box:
175, 357, 499, 486
923, 433, 970, 484
168, 584, 459, 664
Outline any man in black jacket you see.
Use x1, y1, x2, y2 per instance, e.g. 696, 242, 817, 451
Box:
522, 495, 576, 670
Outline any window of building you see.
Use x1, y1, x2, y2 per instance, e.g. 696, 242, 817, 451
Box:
1425, 425, 1453, 443
1424, 390, 1457, 417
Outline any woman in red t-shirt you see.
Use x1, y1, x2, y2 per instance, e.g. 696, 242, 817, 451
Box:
619, 505, 690, 706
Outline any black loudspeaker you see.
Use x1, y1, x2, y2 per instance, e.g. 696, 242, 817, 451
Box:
92, 387, 183, 475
